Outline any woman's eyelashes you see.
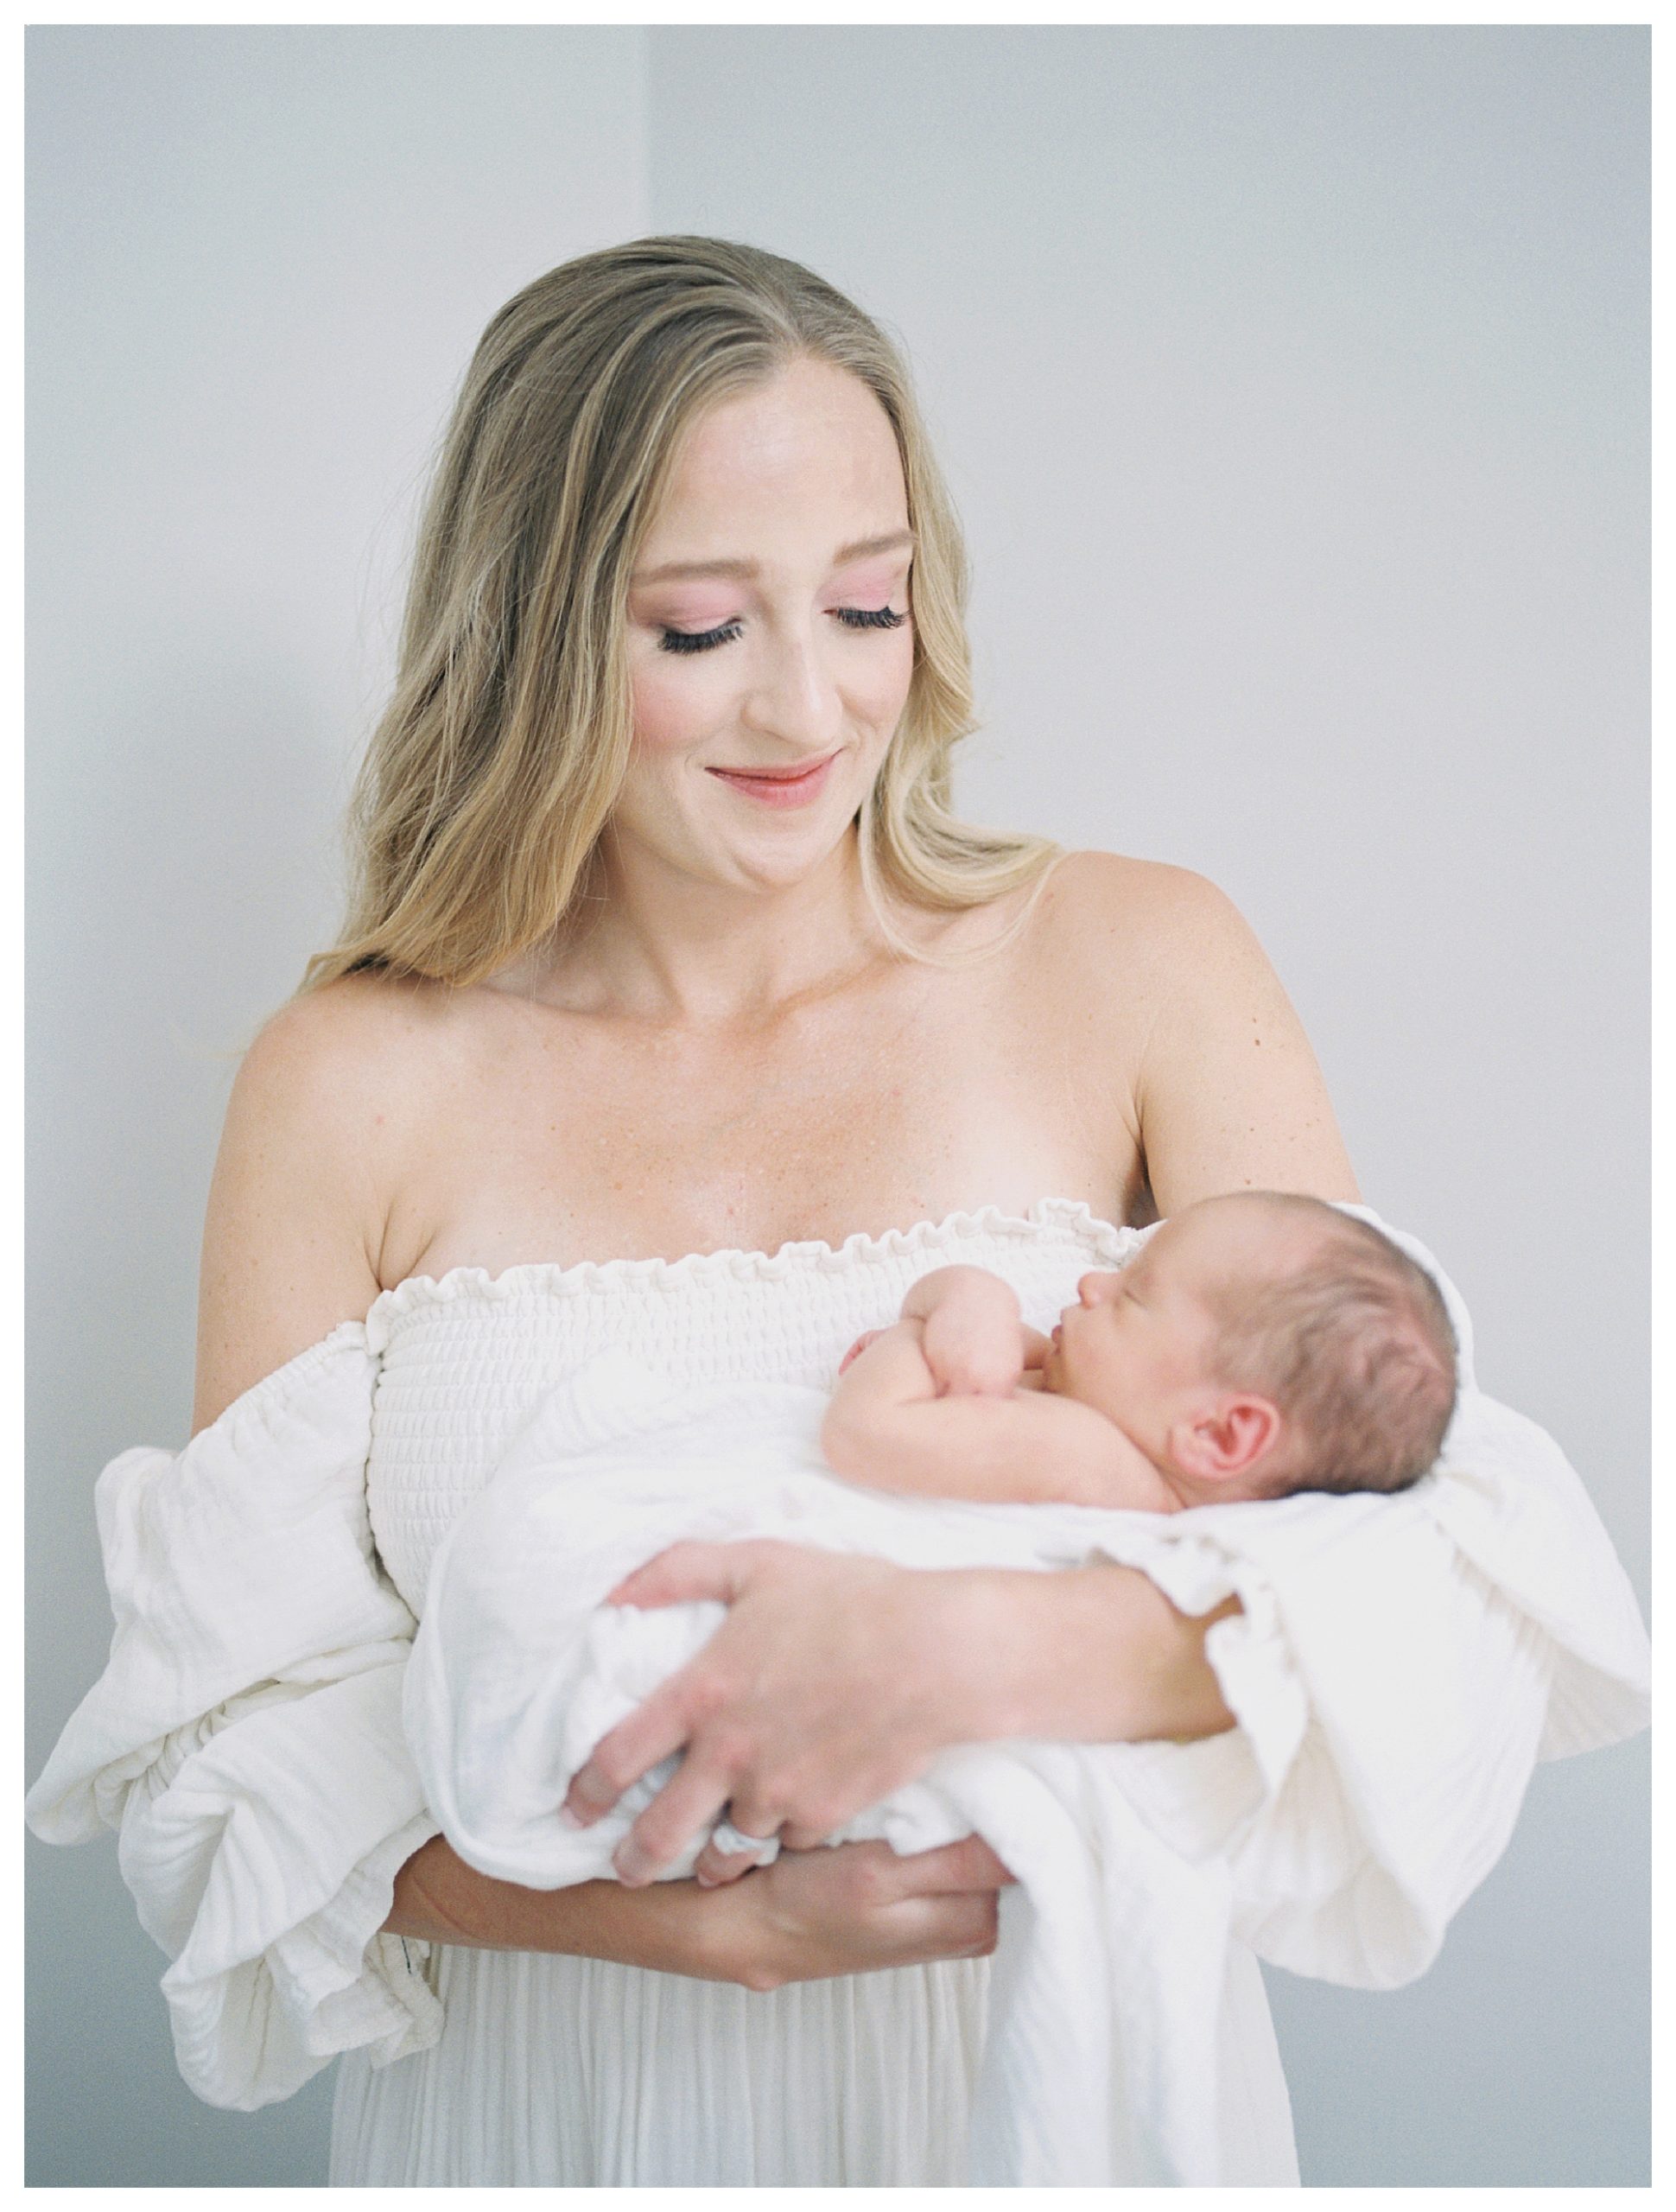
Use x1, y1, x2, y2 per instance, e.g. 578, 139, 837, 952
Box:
657, 605, 908, 657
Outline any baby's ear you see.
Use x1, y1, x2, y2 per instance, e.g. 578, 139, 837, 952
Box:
1171, 1395, 1283, 1482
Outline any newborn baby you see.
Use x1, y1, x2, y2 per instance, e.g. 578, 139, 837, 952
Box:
825, 1189, 1458, 1515
688, 1192, 1457, 1884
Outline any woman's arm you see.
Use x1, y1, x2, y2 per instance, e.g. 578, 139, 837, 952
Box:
1115, 861, 1361, 1213
193, 979, 413, 1429
384, 1829, 1013, 1990
562, 1541, 1240, 1885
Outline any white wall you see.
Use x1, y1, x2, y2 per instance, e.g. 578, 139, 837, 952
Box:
29, 22, 1647, 2188
26, 25, 647, 2183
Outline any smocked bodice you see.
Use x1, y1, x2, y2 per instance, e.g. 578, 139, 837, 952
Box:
364, 1198, 1140, 1617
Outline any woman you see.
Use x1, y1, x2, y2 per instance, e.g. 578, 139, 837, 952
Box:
28, 237, 1649, 2187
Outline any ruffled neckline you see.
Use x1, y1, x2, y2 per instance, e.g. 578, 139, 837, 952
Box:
365, 1196, 1139, 1332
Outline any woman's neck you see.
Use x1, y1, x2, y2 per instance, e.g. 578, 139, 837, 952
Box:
528, 824, 901, 1028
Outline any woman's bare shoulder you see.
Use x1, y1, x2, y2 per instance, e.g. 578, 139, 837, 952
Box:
238, 966, 511, 1153
245, 967, 460, 1081
1019, 849, 1356, 1211
1031, 848, 1243, 953
1020, 849, 1254, 1014
191, 971, 462, 1431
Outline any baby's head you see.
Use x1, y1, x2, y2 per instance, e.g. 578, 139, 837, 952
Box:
1049, 1192, 1458, 1503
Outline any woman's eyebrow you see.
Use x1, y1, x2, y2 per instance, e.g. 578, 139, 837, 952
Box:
632, 529, 916, 586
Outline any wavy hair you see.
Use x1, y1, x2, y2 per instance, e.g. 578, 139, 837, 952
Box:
298, 235, 1059, 995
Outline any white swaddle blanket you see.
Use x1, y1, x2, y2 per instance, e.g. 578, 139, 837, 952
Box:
405, 1348, 1242, 2186
400, 1211, 1650, 2188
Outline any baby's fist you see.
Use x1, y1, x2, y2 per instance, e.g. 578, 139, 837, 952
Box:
922, 1322, 1024, 1397
838, 1330, 887, 1376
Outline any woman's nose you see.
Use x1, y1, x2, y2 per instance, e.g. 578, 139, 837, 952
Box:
743, 632, 844, 747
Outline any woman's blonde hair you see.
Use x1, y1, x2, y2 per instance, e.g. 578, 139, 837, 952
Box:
299, 235, 1059, 995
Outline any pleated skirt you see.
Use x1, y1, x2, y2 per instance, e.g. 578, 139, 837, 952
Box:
328, 1945, 991, 2186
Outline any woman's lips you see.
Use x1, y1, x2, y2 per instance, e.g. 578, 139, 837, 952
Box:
706, 750, 841, 809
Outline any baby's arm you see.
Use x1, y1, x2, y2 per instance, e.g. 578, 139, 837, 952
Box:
898, 1264, 1030, 1395
839, 1268, 1057, 1392
822, 1314, 1181, 1511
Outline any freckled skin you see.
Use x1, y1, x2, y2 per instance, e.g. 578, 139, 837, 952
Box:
266, 361, 1355, 1333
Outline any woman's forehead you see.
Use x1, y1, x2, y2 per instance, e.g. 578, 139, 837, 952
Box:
644, 361, 906, 548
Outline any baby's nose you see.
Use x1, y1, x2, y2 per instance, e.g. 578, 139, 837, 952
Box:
1076, 1270, 1114, 1306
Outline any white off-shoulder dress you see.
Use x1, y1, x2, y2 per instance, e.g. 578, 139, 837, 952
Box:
26, 1200, 1653, 2188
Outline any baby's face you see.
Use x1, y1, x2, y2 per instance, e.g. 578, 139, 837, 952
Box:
1044, 1212, 1222, 1438
1044, 1197, 1292, 1446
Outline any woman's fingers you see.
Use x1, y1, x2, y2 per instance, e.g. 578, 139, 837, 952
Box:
723, 1839, 1006, 1986
571, 1541, 821, 1840
572, 1548, 1028, 1893
886, 1834, 1018, 1893
777, 1818, 835, 1852
606, 1537, 774, 1611
693, 1832, 769, 1888
886, 1889, 1000, 1962
612, 1746, 735, 1885
562, 1676, 700, 1827
570, 1545, 779, 1820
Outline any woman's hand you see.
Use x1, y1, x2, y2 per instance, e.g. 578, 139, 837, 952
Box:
560, 1539, 1241, 1887
563, 1541, 1003, 1883
700, 1836, 1015, 1992
382, 1829, 1008, 1984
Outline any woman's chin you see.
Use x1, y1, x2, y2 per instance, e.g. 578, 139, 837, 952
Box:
708, 813, 860, 891
608, 791, 867, 900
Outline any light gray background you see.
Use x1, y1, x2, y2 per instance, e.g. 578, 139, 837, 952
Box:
28, 24, 1648, 2189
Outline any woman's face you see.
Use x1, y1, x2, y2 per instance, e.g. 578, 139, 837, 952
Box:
615, 354, 917, 895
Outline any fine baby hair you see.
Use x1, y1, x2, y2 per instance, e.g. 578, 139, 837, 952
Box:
1198, 1193, 1459, 1498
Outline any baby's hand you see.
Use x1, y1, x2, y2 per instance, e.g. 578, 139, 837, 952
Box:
904, 1268, 1025, 1397
921, 1309, 1024, 1397
838, 1330, 887, 1376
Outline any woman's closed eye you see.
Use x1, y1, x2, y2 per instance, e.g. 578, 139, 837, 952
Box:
657, 605, 908, 656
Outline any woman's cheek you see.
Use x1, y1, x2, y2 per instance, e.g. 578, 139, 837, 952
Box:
630, 659, 716, 753
869, 639, 917, 741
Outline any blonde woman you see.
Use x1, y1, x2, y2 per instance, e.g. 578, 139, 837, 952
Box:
28, 238, 1649, 2187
